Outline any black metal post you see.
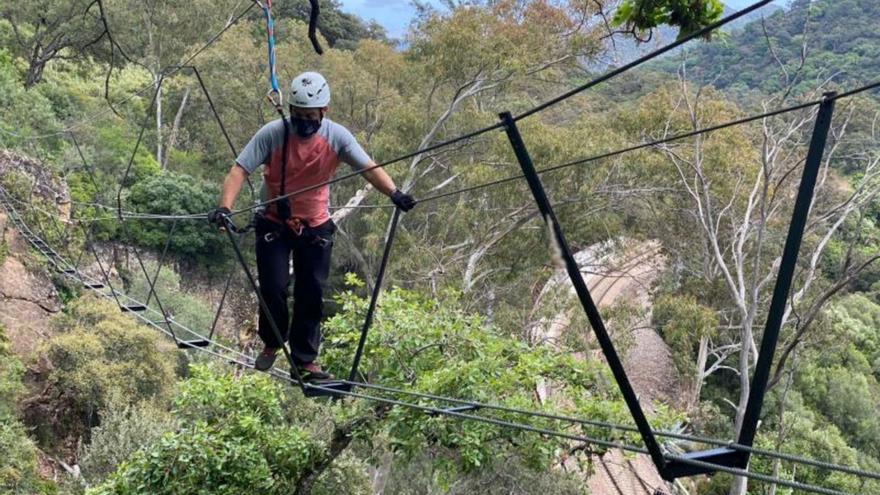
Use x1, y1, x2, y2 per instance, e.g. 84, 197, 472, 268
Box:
347, 207, 402, 383
736, 93, 837, 449
207, 272, 234, 342
144, 219, 178, 306
116, 75, 163, 217
170, 65, 255, 199
499, 111, 667, 474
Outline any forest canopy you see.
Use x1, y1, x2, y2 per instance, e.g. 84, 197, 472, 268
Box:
0, 0, 879, 494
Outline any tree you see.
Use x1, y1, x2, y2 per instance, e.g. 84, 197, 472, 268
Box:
0, 0, 104, 87
0, 49, 65, 157
612, 0, 725, 40
653, 294, 719, 411
640, 74, 880, 495
88, 364, 367, 495
101, 0, 243, 163
309, 282, 670, 489
273, 0, 387, 49
125, 170, 227, 264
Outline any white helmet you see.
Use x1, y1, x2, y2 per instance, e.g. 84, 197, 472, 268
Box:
289, 71, 330, 108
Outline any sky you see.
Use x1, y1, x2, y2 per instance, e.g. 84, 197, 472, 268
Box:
337, 0, 427, 39
335, 0, 789, 39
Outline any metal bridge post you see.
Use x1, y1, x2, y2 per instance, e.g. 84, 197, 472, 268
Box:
347, 207, 402, 383
737, 93, 837, 448
498, 111, 668, 475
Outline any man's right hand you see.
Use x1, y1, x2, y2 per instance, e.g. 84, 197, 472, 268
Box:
391, 189, 417, 212
208, 207, 232, 230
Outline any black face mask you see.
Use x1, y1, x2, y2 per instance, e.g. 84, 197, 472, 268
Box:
291, 116, 321, 137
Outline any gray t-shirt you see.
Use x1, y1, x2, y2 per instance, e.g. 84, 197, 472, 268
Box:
236, 117, 371, 174
235, 117, 372, 226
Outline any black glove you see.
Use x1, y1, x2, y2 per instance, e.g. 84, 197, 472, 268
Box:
391, 189, 416, 212
208, 206, 232, 229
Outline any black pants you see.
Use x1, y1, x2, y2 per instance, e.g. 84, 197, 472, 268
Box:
255, 216, 334, 364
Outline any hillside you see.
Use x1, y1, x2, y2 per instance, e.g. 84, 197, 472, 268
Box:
596, 2, 784, 68
657, 0, 880, 93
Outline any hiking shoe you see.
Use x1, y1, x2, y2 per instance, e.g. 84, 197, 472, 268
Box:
296, 362, 333, 382
254, 346, 279, 371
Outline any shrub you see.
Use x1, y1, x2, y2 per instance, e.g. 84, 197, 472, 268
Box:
79, 399, 178, 482
0, 48, 64, 159
0, 322, 25, 420
32, 296, 177, 442
320, 282, 670, 473
653, 294, 718, 378
0, 421, 57, 494
125, 171, 228, 265
310, 452, 371, 495
0, 324, 53, 494
88, 365, 326, 495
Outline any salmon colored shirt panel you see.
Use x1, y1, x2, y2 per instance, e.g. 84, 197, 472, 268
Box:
235, 117, 371, 228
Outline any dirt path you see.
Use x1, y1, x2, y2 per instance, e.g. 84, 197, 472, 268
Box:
530, 237, 681, 495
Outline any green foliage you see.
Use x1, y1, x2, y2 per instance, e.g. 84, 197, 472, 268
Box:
829, 294, 880, 379
0, 421, 57, 494
89, 365, 326, 495
0, 167, 34, 200
660, 0, 880, 93
753, 391, 880, 494
613, 0, 725, 39
274, 0, 386, 48
0, 323, 25, 420
784, 297, 880, 460
35, 296, 177, 441
91, 125, 160, 188
0, 0, 103, 85
0, 239, 9, 268
79, 399, 179, 482
125, 171, 227, 264
309, 453, 371, 495
322, 282, 671, 472
0, 325, 55, 494
386, 453, 584, 495
797, 356, 880, 458
653, 294, 718, 377
0, 49, 65, 159
127, 260, 215, 335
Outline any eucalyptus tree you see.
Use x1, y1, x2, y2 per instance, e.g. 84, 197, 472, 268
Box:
1, 0, 105, 87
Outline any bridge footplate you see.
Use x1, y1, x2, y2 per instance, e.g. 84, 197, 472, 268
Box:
120, 305, 148, 312
302, 381, 352, 398
176, 339, 210, 349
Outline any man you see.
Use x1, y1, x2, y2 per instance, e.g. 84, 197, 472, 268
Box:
209, 71, 415, 380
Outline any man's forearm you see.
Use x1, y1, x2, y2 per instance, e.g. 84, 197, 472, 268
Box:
220, 164, 248, 209
362, 164, 398, 196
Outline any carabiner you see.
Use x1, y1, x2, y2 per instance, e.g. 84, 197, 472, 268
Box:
267, 89, 283, 110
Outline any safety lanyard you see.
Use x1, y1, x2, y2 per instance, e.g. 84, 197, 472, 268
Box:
255, 0, 282, 108
255, 0, 292, 219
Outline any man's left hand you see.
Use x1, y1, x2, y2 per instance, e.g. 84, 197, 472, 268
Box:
391, 190, 417, 211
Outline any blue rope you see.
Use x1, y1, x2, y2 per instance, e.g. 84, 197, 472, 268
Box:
256, 0, 282, 106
